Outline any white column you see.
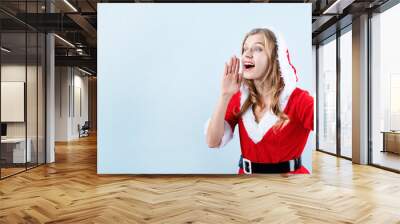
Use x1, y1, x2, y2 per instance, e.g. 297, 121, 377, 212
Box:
46, 1, 55, 163
352, 14, 369, 164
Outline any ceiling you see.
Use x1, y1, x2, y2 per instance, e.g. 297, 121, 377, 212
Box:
0, 0, 393, 75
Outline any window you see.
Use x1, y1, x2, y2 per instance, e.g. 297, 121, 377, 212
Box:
371, 3, 400, 171
318, 36, 337, 154
339, 29, 352, 158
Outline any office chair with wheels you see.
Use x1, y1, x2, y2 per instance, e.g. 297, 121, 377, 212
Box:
78, 121, 90, 138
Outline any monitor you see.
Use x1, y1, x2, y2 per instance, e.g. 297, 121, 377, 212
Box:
1, 123, 7, 137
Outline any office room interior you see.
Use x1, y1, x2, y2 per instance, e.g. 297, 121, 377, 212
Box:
0, 0, 400, 223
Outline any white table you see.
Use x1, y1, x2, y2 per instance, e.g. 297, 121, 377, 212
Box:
1, 138, 32, 163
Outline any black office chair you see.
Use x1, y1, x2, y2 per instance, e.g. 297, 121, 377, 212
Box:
79, 121, 90, 138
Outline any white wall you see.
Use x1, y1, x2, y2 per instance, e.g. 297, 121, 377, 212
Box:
98, 4, 313, 174
1, 65, 26, 132
1, 65, 40, 138
1, 64, 46, 164
55, 66, 69, 141
70, 72, 89, 138
55, 67, 89, 141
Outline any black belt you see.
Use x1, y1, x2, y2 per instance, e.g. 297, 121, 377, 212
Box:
238, 155, 302, 174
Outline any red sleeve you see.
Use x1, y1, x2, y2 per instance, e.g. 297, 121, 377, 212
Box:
224, 92, 241, 132
295, 90, 314, 131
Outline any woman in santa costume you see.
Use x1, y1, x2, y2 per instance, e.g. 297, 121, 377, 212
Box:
205, 28, 314, 174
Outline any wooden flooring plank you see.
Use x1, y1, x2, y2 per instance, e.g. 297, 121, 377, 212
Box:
0, 134, 399, 223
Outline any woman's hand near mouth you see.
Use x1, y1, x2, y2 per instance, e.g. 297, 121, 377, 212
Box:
206, 56, 242, 148
221, 56, 242, 98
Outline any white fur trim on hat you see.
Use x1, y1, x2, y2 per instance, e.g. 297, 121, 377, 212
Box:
271, 27, 298, 106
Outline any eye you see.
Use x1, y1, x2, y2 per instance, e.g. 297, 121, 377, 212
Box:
254, 46, 263, 52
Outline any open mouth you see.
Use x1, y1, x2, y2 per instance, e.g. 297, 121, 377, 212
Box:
243, 63, 255, 70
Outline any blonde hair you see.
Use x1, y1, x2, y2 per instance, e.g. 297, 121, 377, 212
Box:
237, 28, 288, 129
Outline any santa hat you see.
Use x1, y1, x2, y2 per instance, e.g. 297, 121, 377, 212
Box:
270, 27, 298, 106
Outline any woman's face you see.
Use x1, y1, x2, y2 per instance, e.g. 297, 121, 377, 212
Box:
241, 33, 268, 80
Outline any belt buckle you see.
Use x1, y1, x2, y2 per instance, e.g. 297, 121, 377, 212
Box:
289, 159, 295, 172
242, 158, 252, 174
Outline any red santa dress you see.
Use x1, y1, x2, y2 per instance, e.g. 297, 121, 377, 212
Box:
206, 28, 314, 174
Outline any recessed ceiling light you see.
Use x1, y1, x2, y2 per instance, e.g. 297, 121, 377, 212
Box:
78, 67, 93, 76
63, 0, 78, 12
1, 47, 11, 53
54, 34, 75, 48
323, 0, 354, 15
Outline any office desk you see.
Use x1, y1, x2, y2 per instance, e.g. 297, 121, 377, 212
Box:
1, 138, 32, 163
381, 131, 400, 154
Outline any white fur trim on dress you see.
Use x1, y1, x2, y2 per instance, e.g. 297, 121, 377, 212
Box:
239, 27, 298, 144
204, 118, 233, 148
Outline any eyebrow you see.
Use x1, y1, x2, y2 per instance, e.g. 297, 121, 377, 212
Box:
244, 42, 265, 47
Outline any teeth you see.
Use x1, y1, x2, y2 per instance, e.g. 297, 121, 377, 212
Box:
244, 62, 254, 68
244, 63, 255, 69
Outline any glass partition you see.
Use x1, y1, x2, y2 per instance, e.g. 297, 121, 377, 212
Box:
1, 31, 28, 177
0, 1, 46, 179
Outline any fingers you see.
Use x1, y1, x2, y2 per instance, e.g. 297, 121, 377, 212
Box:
227, 56, 239, 74
235, 57, 240, 75
225, 56, 240, 81
227, 57, 233, 75
224, 63, 228, 76
232, 57, 236, 75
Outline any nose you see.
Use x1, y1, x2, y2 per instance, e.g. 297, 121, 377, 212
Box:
243, 50, 253, 59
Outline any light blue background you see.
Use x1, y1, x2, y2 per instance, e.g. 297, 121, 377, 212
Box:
98, 3, 314, 174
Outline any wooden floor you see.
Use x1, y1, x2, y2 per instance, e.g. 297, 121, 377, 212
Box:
373, 150, 400, 171
0, 167, 26, 178
1, 135, 400, 224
